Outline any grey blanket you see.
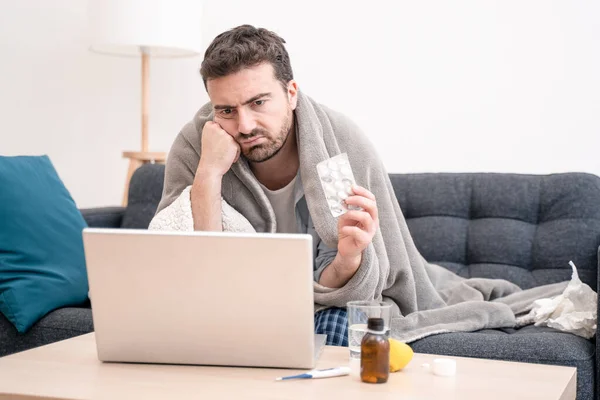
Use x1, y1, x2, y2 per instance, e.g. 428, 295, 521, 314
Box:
156, 90, 567, 343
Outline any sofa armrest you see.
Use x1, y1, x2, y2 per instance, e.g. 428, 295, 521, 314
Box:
80, 207, 125, 228
596, 245, 599, 400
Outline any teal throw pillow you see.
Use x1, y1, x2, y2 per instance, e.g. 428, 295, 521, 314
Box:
0, 155, 89, 333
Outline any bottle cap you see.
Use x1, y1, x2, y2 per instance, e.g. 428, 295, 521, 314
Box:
421, 358, 457, 377
367, 318, 385, 332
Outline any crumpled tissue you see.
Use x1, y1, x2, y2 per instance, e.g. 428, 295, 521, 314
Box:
518, 261, 597, 339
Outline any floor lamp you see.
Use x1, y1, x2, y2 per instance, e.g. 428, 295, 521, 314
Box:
87, 0, 202, 205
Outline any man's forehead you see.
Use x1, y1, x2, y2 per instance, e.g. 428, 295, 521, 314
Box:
207, 63, 279, 104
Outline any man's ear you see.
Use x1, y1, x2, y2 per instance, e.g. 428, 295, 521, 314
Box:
287, 80, 299, 110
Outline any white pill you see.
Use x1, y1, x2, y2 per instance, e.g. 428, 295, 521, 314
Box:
328, 199, 339, 207
327, 160, 339, 171
325, 185, 337, 196
334, 181, 345, 190
340, 166, 352, 176
337, 191, 348, 200
318, 163, 330, 174
321, 175, 333, 184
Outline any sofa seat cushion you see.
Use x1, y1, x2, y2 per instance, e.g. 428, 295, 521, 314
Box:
0, 307, 93, 357
411, 325, 595, 400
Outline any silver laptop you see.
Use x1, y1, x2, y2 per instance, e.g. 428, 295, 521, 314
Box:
82, 228, 326, 369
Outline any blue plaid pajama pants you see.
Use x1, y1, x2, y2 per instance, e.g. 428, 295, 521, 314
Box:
314, 307, 348, 346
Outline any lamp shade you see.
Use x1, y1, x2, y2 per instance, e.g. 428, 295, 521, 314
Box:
88, 0, 203, 57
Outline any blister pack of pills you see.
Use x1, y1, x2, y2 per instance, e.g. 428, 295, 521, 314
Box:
316, 153, 360, 217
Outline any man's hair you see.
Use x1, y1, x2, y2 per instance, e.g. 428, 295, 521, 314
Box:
200, 25, 293, 91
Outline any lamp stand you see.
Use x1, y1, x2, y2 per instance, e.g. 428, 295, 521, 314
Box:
122, 48, 166, 206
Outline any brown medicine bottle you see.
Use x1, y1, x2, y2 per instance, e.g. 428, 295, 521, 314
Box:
360, 317, 390, 383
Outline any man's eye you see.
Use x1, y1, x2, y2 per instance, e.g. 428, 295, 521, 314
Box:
220, 108, 234, 116
254, 100, 265, 106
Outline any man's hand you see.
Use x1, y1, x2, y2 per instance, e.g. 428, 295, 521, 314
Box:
197, 121, 240, 177
318, 186, 379, 288
337, 185, 379, 260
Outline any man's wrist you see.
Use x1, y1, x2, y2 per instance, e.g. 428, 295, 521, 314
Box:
196, 162, 224, 181
191, 164, 223, 201
318, 252, 363, 288
333, 253, 362, 277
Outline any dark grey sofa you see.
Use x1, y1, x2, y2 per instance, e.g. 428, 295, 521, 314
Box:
1, 164, 598, 400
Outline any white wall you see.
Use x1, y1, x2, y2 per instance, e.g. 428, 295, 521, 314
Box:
1, 1, 599, 208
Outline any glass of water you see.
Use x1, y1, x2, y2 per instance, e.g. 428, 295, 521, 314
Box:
347, 301, 392, 362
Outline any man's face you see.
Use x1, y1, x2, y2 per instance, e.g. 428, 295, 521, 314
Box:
207, 63, 298, 163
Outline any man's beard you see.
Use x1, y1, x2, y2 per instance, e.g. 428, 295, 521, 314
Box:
242, 108, 292, 163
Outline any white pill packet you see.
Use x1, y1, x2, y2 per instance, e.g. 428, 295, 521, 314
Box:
316, 153, 361, 217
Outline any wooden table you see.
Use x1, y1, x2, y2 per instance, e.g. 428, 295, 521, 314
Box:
0, 333, 576, 400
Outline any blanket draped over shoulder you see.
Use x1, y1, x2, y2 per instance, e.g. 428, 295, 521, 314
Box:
152, 90, 567, 342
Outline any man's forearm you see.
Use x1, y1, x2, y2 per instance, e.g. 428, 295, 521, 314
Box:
318, 253, 362, 288
190, 168, 223, 231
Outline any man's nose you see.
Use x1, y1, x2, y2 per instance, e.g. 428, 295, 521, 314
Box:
237, 109, 257, 135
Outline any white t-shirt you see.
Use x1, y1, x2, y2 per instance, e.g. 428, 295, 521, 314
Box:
259, 174, 299, 234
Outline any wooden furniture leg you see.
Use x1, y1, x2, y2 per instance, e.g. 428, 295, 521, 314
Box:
121, 50, 167, 206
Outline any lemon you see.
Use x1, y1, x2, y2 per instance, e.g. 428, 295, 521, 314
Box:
389, 338, 414, 372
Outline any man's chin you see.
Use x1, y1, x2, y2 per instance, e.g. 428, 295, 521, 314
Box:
244, 148, 277, 163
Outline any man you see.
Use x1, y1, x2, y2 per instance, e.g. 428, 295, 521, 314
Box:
151, 25, 380, 346
151, 25, 564, 348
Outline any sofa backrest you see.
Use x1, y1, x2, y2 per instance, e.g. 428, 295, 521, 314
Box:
390, 173, 600, 290
121, 164, 166, 229
128, 164, 600, 290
